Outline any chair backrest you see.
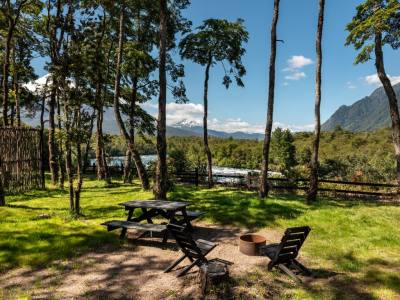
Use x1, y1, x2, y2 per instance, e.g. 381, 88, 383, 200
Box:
271, 226, 311, 266
167, 224, 205, 260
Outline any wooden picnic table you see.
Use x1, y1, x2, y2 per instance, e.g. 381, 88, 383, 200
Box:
118, 199, 193, 242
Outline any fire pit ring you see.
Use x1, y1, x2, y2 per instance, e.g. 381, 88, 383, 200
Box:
239, 234, 266, 256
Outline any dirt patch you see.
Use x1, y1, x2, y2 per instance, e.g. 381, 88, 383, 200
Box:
0, 224, 287, 299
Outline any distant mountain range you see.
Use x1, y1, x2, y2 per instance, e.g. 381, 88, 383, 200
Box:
322, 83, 400, 132
23, 107, 265, 140
23, 81, 400, 136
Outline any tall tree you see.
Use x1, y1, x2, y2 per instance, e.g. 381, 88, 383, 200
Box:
112, 1, 151, 190
346, 0, 400, 188
1, 0, 40, 126
179, 19, 248, 188
155, 0, 168, 199
36, 0, 74, 185
79, 2, 113, 181
259, 0, 280, 198
307, 0, 325, 203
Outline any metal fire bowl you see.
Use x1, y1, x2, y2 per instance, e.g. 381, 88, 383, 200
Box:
239, 234, 266, 256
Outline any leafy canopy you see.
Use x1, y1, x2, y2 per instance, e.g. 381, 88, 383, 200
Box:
345, 0, 400, 64
179, 18, 249, 88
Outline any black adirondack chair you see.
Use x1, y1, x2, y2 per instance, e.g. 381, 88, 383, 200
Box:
262, 226, 311, 282
164, 224, 217, 277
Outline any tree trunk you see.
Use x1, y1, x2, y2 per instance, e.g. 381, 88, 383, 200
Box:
375, 32, 400, 189
48, 88, 59, 185
64, 104, 74, 212
113, 3, 149, 190
12, 45, 21, 127
94, 14, 108, 181
154, 0, 168, 200
2, 0, 24, 126
83, 109, 95, 174
203, 53, 213, 188
123, 149, 132, 183
57, 96, 65, 189
0, 155, 5, 206
2, 25, 12, 126
39, 96, 46, 189
260, 0, 280, 198
307, 0, 325, 203
74, 109, 83, 215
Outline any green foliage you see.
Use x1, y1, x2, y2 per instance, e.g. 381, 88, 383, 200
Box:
271, 128, 297, 175
346, 0, 400, 63
179, 18, 249, 88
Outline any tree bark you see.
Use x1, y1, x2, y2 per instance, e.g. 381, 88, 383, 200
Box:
2, 20, 12, 126
154, 0, 168, 200
2, 0, 25, 126
0, 155, 5, 206
12, 45, 21, 127
57, 96, 65, 189
48, 88, 59, 185
95, 102, 107, 179
203, 53, 213, 188
39, 96, 46, 189
83, 109, 95, 174
74, 108, 83, 215
260, 0, 280, 198
307, 0, 325, 203
123, 149, 132, 183
64, 103, 74, 211
94, 13, 108, 181
375, 32, 400, 189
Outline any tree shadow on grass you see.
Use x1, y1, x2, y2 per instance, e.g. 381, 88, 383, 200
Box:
0, 227, 121, 273
0, 244, 175, 299
298, 254, 400, 300
6, 188, 69, 203
169, 187, 306, 229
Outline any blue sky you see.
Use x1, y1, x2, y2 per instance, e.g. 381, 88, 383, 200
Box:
162, 0, 400, 132
33, 0, 400, 133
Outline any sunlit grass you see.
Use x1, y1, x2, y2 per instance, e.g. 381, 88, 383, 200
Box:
1, 178, 400, 299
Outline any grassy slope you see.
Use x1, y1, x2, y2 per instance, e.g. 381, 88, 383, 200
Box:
1, 179, 400, 299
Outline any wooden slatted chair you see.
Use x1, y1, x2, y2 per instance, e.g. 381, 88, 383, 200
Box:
164, 224, 217, 277
262, 226, 311, 282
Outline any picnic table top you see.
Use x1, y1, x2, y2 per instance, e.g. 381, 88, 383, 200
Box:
119, 200, 189, 211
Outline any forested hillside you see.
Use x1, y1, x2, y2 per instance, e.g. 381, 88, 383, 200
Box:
322, 83, 400, 131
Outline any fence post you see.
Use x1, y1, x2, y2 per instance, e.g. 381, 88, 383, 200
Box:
195, 168, 199, 186
246, 172, 252, 189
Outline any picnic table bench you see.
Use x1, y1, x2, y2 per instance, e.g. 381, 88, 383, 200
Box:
102, 220, 167, 233
101, 200, 205, 243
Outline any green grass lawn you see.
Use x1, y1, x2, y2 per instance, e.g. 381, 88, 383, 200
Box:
1, 177, 400, 299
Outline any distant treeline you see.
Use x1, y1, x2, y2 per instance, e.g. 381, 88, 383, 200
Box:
87, 127, 395, 183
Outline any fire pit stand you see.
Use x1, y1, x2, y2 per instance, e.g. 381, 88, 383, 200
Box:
239, 234, 266, 256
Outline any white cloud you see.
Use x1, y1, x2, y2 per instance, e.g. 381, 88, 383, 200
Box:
362, 74, 400, 86
346, 81, 356, 89
273, 122, 314, 132
141, 102, 313, 133
283, 55, 313, 81
285, 72, 306, 81
285, 55, 314, 70
283, 82, 289, 86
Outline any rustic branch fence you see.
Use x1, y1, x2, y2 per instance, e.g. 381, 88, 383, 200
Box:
86, 164, 398, 198
173, 171, 399, 198
0, 127, 43, 204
